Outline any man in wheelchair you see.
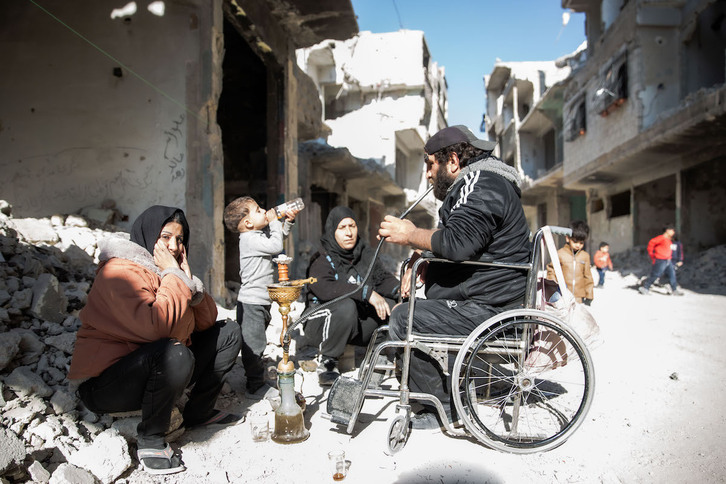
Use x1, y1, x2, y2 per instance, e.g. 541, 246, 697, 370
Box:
379, 125, 531, 430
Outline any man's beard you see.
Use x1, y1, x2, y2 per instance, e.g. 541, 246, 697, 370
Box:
433, 164, 456, 200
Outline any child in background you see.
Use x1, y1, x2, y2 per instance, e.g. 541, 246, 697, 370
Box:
547, 220, 595, 305
593, 241, 613, 288
671, 235, 684, 269
223, 197, 299, 401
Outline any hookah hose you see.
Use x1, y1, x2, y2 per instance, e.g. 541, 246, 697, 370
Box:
284, 185, 434, 340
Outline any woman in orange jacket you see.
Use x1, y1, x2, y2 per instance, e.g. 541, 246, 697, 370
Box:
69, 206, 242, 475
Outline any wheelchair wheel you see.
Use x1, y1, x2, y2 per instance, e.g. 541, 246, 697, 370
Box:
452, 309, 595, 454
385, 413, 410, 455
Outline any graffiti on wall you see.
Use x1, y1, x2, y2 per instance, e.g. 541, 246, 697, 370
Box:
163, 114, 186, 182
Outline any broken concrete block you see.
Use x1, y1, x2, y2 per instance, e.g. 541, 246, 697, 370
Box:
11, 218, 59, 244
27, 415, 64, 444
10, 288, 32, 311
45, 332, 75, 355
30, 274, 68, 324
42, 321, 64, 336
56, 227, 97, 253
5, 276, 20, 294
22, 275, 37, 288
0, 427, 25, 475
50, 388, 78, 415
2, 395, 48, 428
11, 328, 46, 365
64, 215, 89, 228
110, 416, 141, 442
68, 429, 132, 484
44, 367, 66, 385
0, 331, 22, 371
49, 463, 97, 484
11, 252, 45, 278
0, 289, 10, 306
27, 460, 51, 483
5, 366, 54, 398
79, 207, 115, 225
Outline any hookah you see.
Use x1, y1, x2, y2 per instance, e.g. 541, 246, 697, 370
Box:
266, 186, 433, 444
267, 254, 316, 444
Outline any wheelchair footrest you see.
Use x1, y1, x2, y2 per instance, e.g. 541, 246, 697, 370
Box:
326, 376, 364, 426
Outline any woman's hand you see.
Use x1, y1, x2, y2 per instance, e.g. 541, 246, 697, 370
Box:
154, 239, 180, 272
179, 245, 192, 279
368, 291, 391, 320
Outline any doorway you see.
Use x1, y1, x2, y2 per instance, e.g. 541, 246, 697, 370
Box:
217, 18, 268, 288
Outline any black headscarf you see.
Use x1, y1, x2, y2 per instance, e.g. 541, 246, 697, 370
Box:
130, 205, 190, 255
319, 205, 391, 286
320, 206, 364, 269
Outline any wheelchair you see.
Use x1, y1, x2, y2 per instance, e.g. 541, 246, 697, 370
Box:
324, 226, 596, 454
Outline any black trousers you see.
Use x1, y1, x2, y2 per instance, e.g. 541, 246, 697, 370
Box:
78, 320, 241, 448
304, 297, 394, 359
388, 299, 502, 406
236, 302, 272, 391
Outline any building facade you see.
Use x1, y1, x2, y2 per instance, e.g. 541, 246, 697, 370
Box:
561, 0, 726, 253
484, 55, 586, 235
486, 0, 726, 254
296, 30, 448, 262
0, 0, 358, 299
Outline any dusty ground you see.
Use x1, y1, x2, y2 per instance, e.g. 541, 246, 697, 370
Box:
119, 270, 726, 484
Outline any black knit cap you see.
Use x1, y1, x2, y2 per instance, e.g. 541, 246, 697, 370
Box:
424, 125, 497, 155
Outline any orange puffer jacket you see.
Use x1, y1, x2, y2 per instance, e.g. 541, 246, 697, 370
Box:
68, 237, 217, 380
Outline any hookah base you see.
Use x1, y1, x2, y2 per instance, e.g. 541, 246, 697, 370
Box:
326, 376, 365, 426
271, 412, 310, 444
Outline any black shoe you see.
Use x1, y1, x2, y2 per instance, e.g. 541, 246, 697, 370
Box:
410, 411, 441, 430
317, 357, 340, 386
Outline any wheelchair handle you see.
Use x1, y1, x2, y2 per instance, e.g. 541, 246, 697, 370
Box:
546, 225, 572, 237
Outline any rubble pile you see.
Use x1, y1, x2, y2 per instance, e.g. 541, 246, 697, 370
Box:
0, 201, 160, 484
611, 244, 726, 290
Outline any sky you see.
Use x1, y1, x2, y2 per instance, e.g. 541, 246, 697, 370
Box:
349, 0, 586, 135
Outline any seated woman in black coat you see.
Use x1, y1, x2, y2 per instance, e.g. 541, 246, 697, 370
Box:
304, 206, 399, 385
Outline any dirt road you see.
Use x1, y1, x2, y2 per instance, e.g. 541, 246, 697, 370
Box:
122, 271, 726, 484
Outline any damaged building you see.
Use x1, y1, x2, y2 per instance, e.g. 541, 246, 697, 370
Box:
486, 0, 726, 254
484, 53, 586, 234
296, 30, 447, 262
0, 0, 359, 299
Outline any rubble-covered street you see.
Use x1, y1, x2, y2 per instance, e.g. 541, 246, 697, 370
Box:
1, 203, 725, 483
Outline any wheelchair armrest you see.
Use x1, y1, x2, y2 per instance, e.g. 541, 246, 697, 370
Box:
421, 251, 495, 264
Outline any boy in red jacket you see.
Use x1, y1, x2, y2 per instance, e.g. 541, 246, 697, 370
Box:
593, 242, 613, 288
639, 225, 684, 296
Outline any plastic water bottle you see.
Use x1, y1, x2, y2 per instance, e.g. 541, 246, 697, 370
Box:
273, 198, 305, 219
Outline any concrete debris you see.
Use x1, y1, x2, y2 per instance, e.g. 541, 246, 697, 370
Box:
612, 244, 726, 289
68, 429, 133, 484
27, 460, 51, 483
0, 196, 724, 481
48, 463, 97, 484
0, 428, 25, 475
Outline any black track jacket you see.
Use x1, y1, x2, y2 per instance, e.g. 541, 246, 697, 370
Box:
426, 164, 531, 306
